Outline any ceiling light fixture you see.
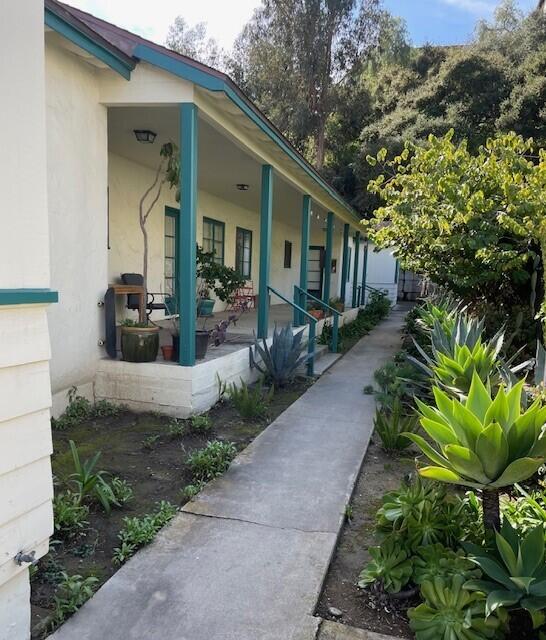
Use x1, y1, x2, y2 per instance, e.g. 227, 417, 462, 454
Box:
236, 183, 250, 191
133, 129, 157, 144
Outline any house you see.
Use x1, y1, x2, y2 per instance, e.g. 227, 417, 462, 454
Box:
42, 0, 400, 418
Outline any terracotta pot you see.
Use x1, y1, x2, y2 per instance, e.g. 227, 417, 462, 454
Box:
309, 309, 325, 320
161, 345, 174, 361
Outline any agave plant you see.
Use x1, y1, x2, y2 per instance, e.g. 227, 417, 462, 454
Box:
357, 537, 413, 594
408, 575, 502, 640
374, 398, 420, 452
464, 520, 546, 629
404, 373, 546, 530
413, 543, 481, 585
249, 324, 310, 387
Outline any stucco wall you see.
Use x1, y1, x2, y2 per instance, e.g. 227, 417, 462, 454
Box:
45, 39, 108, 408
366, 244, 398, 304
0, 3, 54, 637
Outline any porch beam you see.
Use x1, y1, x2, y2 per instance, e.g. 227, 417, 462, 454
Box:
352, 231, 361, 308
295, 195, 311, 326
257, 165, 273, 339
361, 238, 369, 306
178, 103, 198, 365
340, 223, 350, 305
323, 211, 334, 305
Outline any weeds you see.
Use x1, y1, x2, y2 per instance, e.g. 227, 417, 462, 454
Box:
219, 376, 273, 420
187, 440, 237, 482
51, 387, 123, 430
142, 434, 161, 449
167, 418, 185, 437
68, 441, 117, 513
43, 573, 99, 633
53, 491, 89, 538
190, 414, 213, 433
180, 482, 205, 500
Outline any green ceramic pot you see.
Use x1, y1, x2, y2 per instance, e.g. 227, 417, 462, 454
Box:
198, 298, 215, 317
121, 325, 159, 362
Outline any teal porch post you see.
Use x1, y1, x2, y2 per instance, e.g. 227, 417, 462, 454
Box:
178, 103, 198, 365
257, 165, 273, 338
361, 238, 369, 305
295, 194, 311, 326
340, 223, 350, 305
352, 231, 361, 308
323, 211, 334, 305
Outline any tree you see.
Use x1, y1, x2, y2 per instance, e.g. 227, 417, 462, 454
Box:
166, 17, 224, 70
363, 132, 546, 336
230, 0, 381, 169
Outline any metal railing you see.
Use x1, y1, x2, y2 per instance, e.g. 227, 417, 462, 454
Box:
293, 285, 341, 354
267, 285, 317, 376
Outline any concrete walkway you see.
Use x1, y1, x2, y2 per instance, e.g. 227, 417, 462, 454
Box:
52, 307, 408, 640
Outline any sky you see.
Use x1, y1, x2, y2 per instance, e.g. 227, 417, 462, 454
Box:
67, 0, 538, 50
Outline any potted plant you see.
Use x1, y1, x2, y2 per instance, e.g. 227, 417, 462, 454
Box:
329, 297, 345, 312
307, 303, 325, 320
120, 142, 179, 363
197, 285, 215, 317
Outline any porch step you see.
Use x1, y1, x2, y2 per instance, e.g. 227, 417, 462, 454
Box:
313, 352, 342, 376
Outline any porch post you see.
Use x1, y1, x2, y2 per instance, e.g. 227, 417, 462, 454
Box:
178, 103, 198, 365
340, 223, 350, 305
361, 237, 369, 305
257, 165, 273, 339
323, 211, 334, 305
352, 231, 360, 308
295, 194, 311, 326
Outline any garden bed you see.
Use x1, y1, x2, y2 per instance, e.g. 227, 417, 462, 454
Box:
31, 379, 311, 638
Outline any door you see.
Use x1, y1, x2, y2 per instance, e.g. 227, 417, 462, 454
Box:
307, 246, 324, 298
164, 206, 179, 314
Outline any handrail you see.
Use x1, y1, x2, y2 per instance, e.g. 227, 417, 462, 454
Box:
293, 285, 340, 354
267, 285, 317, 376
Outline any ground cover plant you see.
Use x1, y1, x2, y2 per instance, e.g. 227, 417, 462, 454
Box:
318, 294, 546, 639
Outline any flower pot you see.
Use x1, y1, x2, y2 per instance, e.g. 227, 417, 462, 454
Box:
195, 330, 210, 360
309, 309, 325, 320
121, 325, 159, 362
161, 345, 174, 361
198, 298, 215, 317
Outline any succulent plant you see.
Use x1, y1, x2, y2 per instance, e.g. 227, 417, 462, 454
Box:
409, 575, 502, 640
464, 520, 546, 629
357, 537, 413, 594
413, 543, 481, 585
374, 397, 420, 452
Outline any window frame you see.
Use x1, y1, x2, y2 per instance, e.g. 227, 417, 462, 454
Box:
235, 226, 252, 280
202, 217, 225, 265
284, 240, 292, 269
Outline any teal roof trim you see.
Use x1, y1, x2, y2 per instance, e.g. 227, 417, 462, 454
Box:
133, 44, 359, 222
45, 8, 134, 80
0, 289, 59, 306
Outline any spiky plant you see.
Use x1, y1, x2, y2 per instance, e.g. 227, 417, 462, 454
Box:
413, 543, 480, 585
374, 398, 419, 452
357, 537, 413, 594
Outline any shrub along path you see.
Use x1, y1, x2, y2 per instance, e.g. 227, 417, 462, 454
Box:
51, 306, 409, 640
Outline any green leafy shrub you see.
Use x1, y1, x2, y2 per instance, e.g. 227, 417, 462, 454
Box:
186, 441, 237, 482
465, 520, 546, 629
374, 397, 419, 452
220, 377, 273, 420
181, 482, 205, 500
190, 414, 213, 433
53, 492, 89, 538
412, 543, 480, 585
408, 575, 502, 640
357, 537, 413, 593
45, 572, 99, 632
112, 501, 177, 565
250, 324, 309, 387
167, 418, 185, 437
68, 441, 117, 513
51, 388, 124, 430
107, 477, 133, 506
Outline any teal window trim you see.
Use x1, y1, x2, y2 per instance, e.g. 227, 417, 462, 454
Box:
45, 8, 134, 80
133, 44, 359, 225
235, 227, 252, 279
0, 289, 59, 306
202, 217, 225, 265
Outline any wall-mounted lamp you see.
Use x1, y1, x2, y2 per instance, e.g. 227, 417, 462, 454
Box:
133, 129, 157, 144
236, 183, 250, 191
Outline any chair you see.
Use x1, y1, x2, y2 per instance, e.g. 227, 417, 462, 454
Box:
121, 273, 167, 317
228, 282, 257, 312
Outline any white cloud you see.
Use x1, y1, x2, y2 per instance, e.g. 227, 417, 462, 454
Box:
67, 0, 260, 49
439, 0, 497, 15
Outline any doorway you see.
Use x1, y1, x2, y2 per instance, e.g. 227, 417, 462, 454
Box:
307, 245, 324, 298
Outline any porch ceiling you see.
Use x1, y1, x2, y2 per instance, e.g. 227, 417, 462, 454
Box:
107, 106, 335, 233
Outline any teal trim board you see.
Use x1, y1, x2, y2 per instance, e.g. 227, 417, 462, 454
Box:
352, 232, 360, 308
257, 165, 273, 339
45, 9, 134, 80
322, 212, 334, 305
0, 289, 59, 305
178, 104, 198, 365
340, 223, 350, 304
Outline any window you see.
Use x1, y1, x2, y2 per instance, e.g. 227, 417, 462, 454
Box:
203, 217, 225, 264
235, 227, 252, 279
284, 241, 292, 268
346, 247, 352, 281
164, 212, 176, 296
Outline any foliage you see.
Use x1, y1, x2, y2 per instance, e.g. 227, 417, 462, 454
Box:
181, 482, 205, 501
167, 418, 185, 438
166, 16, 224, 68
107, 477, 134, 506
502, 482, 546, 534
412, 543, 480, 586
186, 441, 237, 482
219, 377, 273, 421
250, 324, 309, 387
408, 575, 502, 640
190, 414, 213, 433
53, 491, 89, 538
45, 573, 99, 632
465, 520, 546, 629
196, 246, 245, 303
67, 441, 118, 514
373, 357, 423, 406
51, 388, 123, 430
112, 501, 177, 565
357, 537, 413, 594
374, 398, 419, 452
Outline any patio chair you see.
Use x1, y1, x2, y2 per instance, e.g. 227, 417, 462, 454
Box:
121, 273, 171, 317
227, 282, 257, 312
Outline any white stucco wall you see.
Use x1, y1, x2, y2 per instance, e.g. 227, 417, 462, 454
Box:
366, 244, 398, 304
45, 38, 109, 410
0, 3, 54, 638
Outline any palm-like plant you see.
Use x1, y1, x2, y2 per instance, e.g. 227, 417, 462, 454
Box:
404, 373, 546, 530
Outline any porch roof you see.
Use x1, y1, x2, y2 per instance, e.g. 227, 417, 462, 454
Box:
44, 0, 362, 228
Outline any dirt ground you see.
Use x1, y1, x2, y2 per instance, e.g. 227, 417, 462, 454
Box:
31, 380, 311, 637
